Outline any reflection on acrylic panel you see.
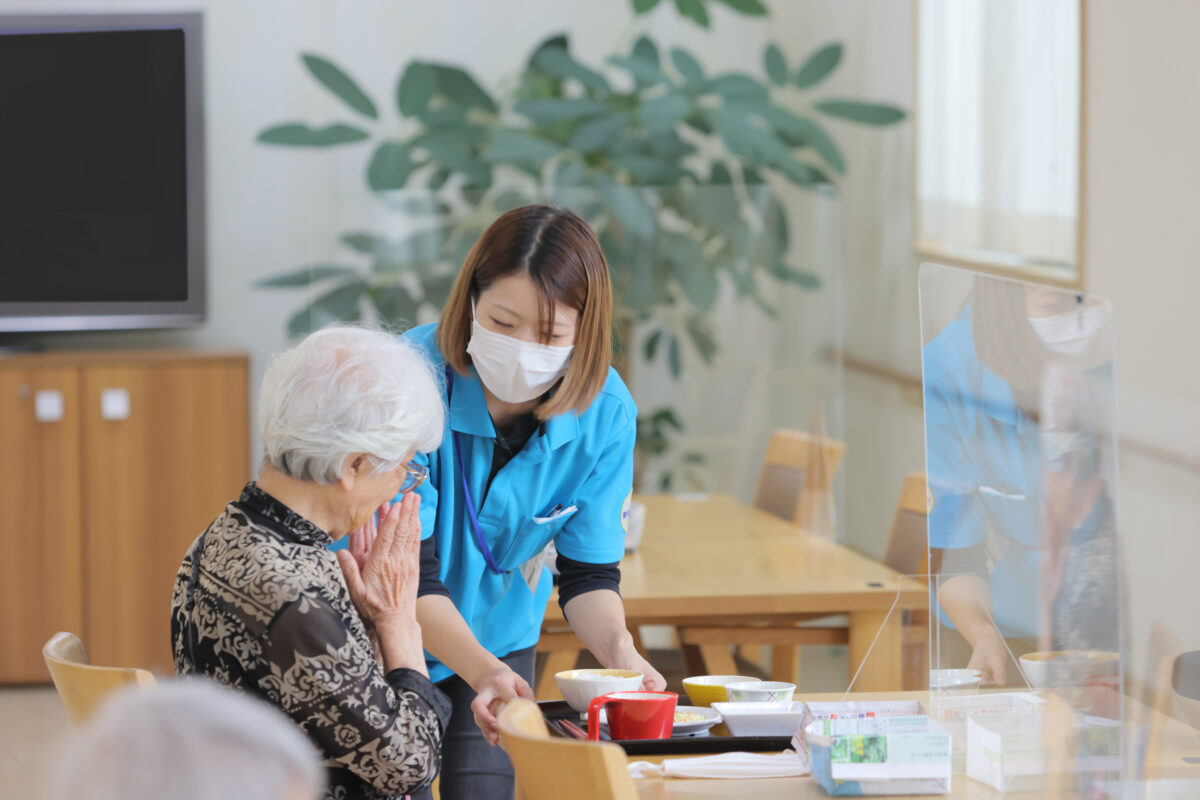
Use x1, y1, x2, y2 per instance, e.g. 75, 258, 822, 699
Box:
919, 263, 1124, 785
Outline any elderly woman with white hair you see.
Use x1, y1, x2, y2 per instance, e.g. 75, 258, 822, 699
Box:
51, 680, 325, 800
171, 326, 451, 800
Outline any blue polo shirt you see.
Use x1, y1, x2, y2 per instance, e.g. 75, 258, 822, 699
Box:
922, 306, 1042, 638
401, 323, 635, 683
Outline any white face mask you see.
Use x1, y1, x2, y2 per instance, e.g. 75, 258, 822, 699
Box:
466, 311, 574, 404
1027, 304, 1110, 357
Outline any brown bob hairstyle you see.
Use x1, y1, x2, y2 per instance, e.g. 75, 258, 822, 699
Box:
437, 204, 613, 420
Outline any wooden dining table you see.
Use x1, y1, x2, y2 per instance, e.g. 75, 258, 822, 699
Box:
541, 493, 928, 693
628, 690, 1200, 798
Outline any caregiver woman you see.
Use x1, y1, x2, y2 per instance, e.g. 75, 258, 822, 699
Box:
403, 204, 664, 799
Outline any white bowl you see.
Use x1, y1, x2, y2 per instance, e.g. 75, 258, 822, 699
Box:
554, 668, 643, 712
712, 701, 809, 737
725, 680, 795, 704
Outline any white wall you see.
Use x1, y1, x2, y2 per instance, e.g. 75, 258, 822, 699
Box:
786, 0, 1200, 688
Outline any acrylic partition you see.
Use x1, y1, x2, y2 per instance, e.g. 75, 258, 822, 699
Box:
273, 183, 845, 535
918, 262, 1129, 790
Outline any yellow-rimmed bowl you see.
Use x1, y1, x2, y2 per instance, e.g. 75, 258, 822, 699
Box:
681, 675, 759, 708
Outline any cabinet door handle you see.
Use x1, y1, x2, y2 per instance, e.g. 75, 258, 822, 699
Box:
34, 389, 64, 422
100, 388, 132, 421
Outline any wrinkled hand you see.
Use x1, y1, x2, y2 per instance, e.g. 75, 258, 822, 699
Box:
967, 630, 1009, 686
470, 665, 535, 746
337, 494, 421, 628
347, 508, 380, 574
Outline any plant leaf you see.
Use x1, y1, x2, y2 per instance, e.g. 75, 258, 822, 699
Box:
396, 61, 436, 117
426, 167, 451, 189
709, 73, 770, 102
775, 265, 822, 289
533, 47, 610, 92
814, 99, 907, 125
514, 97, 609, 124
418, 105, 470, 128
528, 33, 570, 69
367, 142, 414, 191
646, 130, 694, 157
764, 44, 787, 86
685, 316, 718, 361
607, 55, 668, 88
710, 162, 733, 184
286, 279, 367, 337
794, 43, 843, 89
372, 284, 420, 325
712, 0, 768, 14
301, 54, 378, 119
776, 154, 830, 185
674, 0, 710, 27
570, 113, 628, 152
632, 0, 664, 12
257, 123, 369, 147
611, 153, 688, 184
670, 48, 706, 86
667, 334, 682, 377
639, 90, 692, 134
256, 265, 358, 288
554, 159, 589, 186
750, 104, 846, 173
432, 64, 498, 113
482, 130, 561, 168
633, 36, 660, 67
341, 232, 381, 254
593, 173, 655, 240
643, 329, 663, 361
421, 140, 490, 185
662, 231, 717, 311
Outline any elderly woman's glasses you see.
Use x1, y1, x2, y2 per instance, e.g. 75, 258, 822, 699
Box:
399, 462, 428, 494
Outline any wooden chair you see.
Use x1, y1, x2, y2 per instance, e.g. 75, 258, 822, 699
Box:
753, 428, 846, 531
43, 631, 156, 726
498, 698, 638, 800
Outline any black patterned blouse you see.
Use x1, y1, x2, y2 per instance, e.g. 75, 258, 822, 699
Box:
171, 483, 450, 800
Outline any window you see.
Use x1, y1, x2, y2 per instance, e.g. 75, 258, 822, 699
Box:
917, 0, 1083, 286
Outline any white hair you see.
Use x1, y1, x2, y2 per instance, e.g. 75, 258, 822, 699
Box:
259, 325, 444, 483
48, 679, 324, 800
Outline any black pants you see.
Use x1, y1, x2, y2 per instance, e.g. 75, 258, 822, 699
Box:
412, 646, 536, 800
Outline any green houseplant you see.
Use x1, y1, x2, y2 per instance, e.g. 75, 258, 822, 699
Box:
255, 0, 905, 488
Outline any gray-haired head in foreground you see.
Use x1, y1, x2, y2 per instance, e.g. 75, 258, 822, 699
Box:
49, 679, 324, 800
259, 325, 444, 483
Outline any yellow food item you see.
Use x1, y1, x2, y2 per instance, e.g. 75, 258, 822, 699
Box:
674, 711, 706, 723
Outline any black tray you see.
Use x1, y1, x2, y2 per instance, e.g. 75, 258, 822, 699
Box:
538, 700, 792, 756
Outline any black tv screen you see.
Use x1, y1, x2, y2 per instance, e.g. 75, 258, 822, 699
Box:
0, 13, 204, 331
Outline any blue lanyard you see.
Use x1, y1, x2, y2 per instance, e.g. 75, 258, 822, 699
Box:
447, 368, 510, 575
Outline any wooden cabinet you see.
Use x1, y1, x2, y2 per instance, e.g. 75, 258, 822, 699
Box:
0, 351, 249, 682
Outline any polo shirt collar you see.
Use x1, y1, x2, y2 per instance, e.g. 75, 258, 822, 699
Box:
447, 367, 581, 451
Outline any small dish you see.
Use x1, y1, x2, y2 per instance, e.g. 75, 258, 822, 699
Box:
712, 701, 809, 737
725, 680, 795, 704
681, 675, 759, 708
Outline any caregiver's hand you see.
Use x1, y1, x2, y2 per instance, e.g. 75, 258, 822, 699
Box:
469, 664, 535, 745
967, 629, 1009, 686
623, 651, 667, 692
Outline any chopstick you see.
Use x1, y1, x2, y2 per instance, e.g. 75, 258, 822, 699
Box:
558, 718, 589, 740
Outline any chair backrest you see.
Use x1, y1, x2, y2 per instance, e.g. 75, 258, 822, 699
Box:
498, 699, 639, 800
43, 631, 156, 726
882, 472, 930, 579
753, 428, 846, 527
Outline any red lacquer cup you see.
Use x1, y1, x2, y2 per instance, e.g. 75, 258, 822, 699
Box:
587, 690, 678, 741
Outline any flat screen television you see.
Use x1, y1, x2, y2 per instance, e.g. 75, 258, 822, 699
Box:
0, 12, 205, 332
